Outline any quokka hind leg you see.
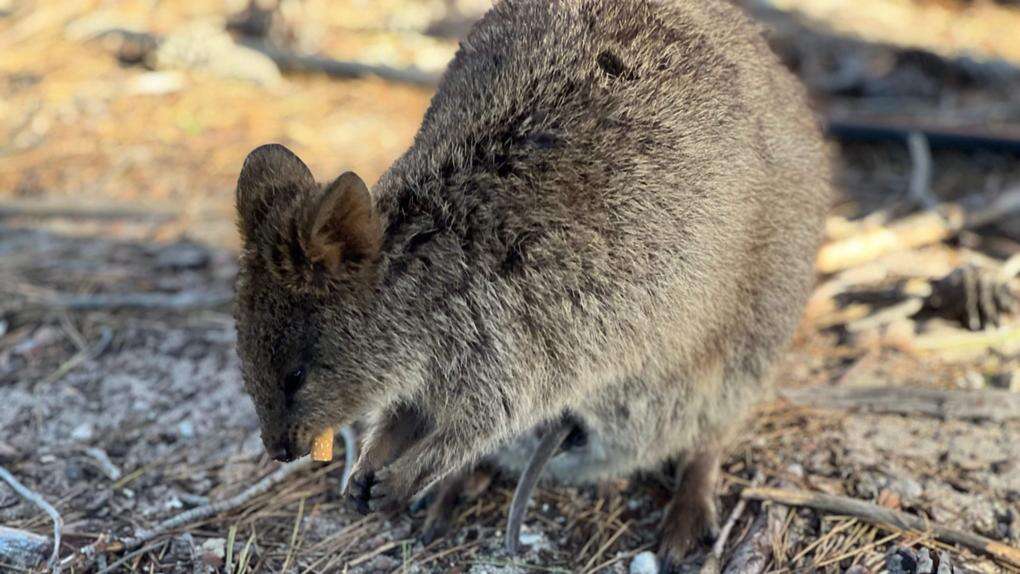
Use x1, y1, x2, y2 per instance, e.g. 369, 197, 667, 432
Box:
419, 464, 495, 545
658, 449, 721, 573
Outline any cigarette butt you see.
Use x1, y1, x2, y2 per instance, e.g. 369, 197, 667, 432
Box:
311, 428, 334, 462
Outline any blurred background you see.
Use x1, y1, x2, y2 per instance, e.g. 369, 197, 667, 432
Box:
1, 1, 1019, 572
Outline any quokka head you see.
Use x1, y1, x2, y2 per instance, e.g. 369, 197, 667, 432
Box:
233, 143, 383, 461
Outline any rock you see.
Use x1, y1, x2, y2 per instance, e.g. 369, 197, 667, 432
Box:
629, 550, 660, 574
518, 531, 544, 547
991, 369, 1020, 392
0, 441, 16, 462
155, 241, 210, 270
916, 548, 934, 574
152, 21, 282, 86
887, 547, 918, 574
168, 533, 198, 566
0, 526, 50, 568
71, 422, 95, 442
889, 476, 924, 504
936, 551, 953, 574
199, 537, 225, 568
957, 371, 985, 390
786, 462, 806, 479
177, 420, 195, 439
877, 488, 901, 509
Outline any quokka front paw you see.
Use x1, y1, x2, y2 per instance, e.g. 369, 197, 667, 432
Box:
347, 467, 405, 515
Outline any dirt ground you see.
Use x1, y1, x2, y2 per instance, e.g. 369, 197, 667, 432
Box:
1, 1, 1019, 573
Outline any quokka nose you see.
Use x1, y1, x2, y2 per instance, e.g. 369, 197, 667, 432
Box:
268, 443, 293, 462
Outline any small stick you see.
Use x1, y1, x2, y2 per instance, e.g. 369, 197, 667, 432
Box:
701, 500, 748, 574
504, 418, 573, 555
94, 540, 165, 574
825, 115, 1020, 153
0, 466, 62, 573
82, 447, 122, 481
845, 298, 923, 333
907, 132, 936, 210
742, 486, 1020, 567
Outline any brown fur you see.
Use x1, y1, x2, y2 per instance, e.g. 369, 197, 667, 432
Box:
233, 0, 830, 564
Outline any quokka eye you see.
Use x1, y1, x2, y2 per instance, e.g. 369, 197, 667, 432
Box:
283, 366, 306, 398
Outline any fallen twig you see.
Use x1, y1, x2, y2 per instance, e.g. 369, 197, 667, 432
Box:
826, 115, 1020, 154
701, 500, 749, 574
742, 486, 1020, 567
0, 466, 62, 573
94, 540, 166, 574
124, 458, 311, 546
781, 386, 1020, 421
36, 327, 113, 389
60, 457, 312, 570
82, 447, 122, 481
703, 472, 764, 574
907, 132, 936, 210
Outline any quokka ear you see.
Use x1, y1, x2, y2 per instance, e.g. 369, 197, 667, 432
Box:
296, 172, 382, 282
236, 143, 316, 243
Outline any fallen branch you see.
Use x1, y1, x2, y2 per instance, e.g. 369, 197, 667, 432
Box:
37, 290, 232, 312
0, 200, 175, 222
781, 386, 1020, 422
94, 27, 441, 87
0, 466, 62, 573
0, 526, 50, 570
816, 187, 1020, 274
60, 457, 312, 570
742, 487, 1020, 567
911, 324, 1020, 362
82, 447, 122, 482
240, 39, 441, 86
817, 207, 965, 274
701, 495, 751, 574
826, 115, 1020, 154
